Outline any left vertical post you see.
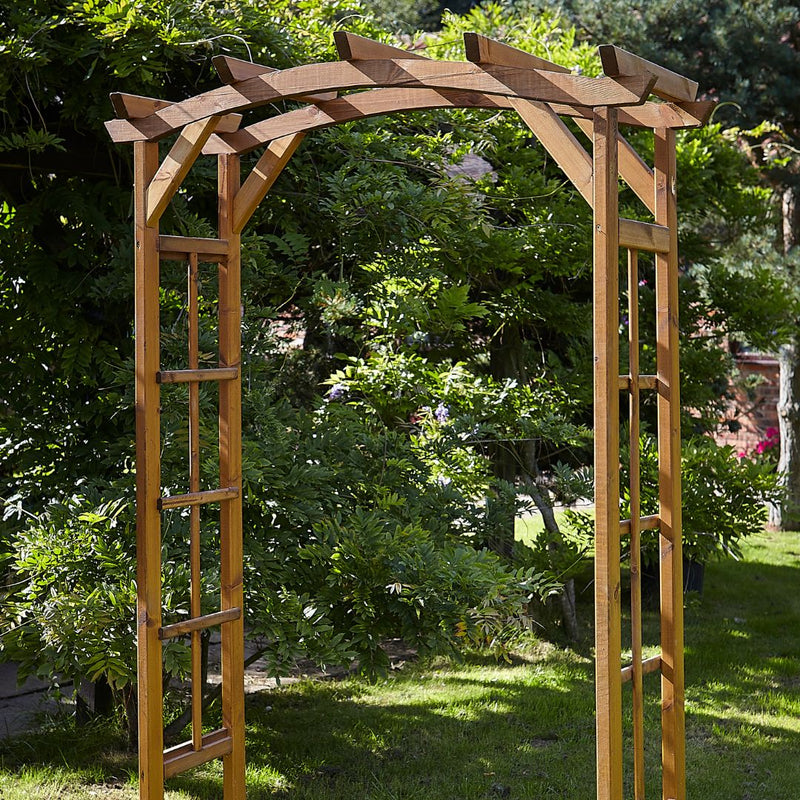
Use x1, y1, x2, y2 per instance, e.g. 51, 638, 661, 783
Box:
134, 141, 164, 800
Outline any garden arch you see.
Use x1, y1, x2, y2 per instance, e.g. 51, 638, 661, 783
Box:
106, 31, 714, 800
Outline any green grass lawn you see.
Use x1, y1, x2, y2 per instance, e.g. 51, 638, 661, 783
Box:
2, 530, 799, 799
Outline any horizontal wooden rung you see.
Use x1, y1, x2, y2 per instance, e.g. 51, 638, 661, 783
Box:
619, 218, 671, 253
158, 486, 239, 510
620, 515, 660, 535
159, 607, 241, 640
163, 727, 232, 779
618, 374, 658, 392
158, 235, 229, 261
157, 367, 238, 384
621, 654, 662, 684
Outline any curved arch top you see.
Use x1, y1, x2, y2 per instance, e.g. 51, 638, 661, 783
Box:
106, 57, 656, 143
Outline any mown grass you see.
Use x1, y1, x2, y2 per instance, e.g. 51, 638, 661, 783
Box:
1, 530, 799, 799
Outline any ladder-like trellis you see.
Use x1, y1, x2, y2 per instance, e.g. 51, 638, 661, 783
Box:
106, 31, 714, 800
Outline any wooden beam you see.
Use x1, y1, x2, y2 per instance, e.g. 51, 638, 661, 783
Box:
333, 30, 428, 61
163, 728, 233, 779
464, 32, 569, 73
619, 219, 671, 253
593, 106, 623, 800
232, 133, 305, 233
133, 140, 164, 800
157, 234, 229, 259
218, 152, 246, 800
110, 93, 243, 131
574, 117, 656, 214
105, 59, 656, 143
145, 117, 221, 226
212, 55, 337, 102
600, 44, 698, 103
655, 126, 686, 800
159, 608, 242, 640
510, 98, 592, 205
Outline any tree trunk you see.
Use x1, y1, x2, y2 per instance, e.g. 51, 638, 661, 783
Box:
487, 323, 526, 558
771, 185, 800, 529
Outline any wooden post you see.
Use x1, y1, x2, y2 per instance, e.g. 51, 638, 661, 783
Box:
628, 249, 646, 800
593, 107, 623, 800
134, 140, 164, 800
218, 153, 246, 799
654, 127, 686, 800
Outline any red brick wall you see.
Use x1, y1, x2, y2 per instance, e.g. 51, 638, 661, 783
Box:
715, 353, 779, 456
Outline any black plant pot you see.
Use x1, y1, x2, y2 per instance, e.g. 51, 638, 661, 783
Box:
640, 557, 705, 606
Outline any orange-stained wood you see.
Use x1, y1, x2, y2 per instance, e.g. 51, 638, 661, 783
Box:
592, 107, 623, 800
218, 153, 246, 800
105, 59, 655, 143
655, 126, 686, 800
134, 141, 164, 800
600, 44, 698, 103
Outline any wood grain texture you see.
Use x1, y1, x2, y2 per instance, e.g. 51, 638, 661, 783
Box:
233, 133, 305, 232
105, 59, 655, 143
163, 728, 232, 779
218, 153, 246, 800
592, 107, 623, 800
213, 55, 337, 101
600, 44, 698, 103
159, 608, 242, 640
334, 30, 428, 61
133, 141, 164, 800
628, 248, 646, 800
655, 126, 686, 800
464, 32, 569, 72
619, 218, 670, 253
146, 117, 221, 226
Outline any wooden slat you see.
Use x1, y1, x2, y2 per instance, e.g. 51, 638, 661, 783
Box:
600, 45, 698, 103
628, 248, 646, 800
187, 252, 203, 752
110, 92, 243, 130
158, 487, 239, 510
655, 126, 686, 800
618, 374, 659, 392
621, 655, 662, 684
134, 141, 164, 800
218, 153, 247, 799
619, 100, 715, 130
158, 235, 229, 258
105, 59, 656, 143
163, 728, 232, 779
233, 133, 305, 233
212, 55, 337, 102
157, 367, 238, 384
333, 31, 428, 61
464, 32, 569, 72
159, 608, 242, 640
511, 98, 592, 204
574, 117, 656, 214
593, 107, 623, 800
620, 515, 661, 535
146, 117, 222, 226
620, 218, 670, 253
203, 91, 711, 157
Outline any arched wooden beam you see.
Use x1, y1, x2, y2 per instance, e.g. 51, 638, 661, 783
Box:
105, 58, 656, 143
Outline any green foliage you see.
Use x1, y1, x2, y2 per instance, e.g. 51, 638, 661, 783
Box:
0, 0, 788, 700
620, 434, 781, 564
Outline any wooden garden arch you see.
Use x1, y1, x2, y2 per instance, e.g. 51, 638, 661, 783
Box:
105, 31, 714, 800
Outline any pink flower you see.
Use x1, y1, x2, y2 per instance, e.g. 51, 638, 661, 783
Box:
756, 441, 767, 454
766, 427, 779, 439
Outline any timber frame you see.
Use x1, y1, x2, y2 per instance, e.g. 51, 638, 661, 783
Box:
106, 31, 713, 800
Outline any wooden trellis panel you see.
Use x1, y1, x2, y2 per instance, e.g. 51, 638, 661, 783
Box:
110, 31, 710, 800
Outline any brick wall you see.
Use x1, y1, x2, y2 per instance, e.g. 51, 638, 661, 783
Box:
715, 353, 779, 455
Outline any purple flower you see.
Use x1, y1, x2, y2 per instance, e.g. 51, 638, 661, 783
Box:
327, 383, 346, 401
434, 402, 449, 424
